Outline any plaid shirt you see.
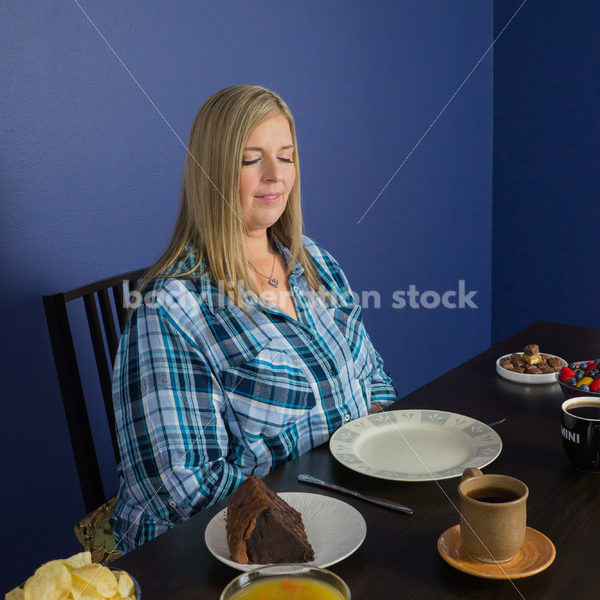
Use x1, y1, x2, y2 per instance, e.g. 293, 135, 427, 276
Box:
111, 236, 397, 552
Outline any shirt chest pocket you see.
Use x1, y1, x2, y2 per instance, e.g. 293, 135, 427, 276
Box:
219, 344, 316, 440
332, 303, 374, 382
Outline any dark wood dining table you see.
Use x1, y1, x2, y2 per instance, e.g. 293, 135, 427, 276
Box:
114, 321, 600, 599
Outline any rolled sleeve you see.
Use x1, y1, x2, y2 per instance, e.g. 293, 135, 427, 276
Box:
311, 243, 398, 409
112, 299, 244, 552
365, 335, 398, 408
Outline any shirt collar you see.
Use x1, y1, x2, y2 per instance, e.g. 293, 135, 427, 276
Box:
272, 234, 304, 279
186, 236, 304, 316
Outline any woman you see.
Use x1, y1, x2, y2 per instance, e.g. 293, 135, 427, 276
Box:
111, 85, 398, 553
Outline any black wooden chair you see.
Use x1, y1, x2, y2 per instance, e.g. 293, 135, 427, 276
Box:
43, 268, 146, 560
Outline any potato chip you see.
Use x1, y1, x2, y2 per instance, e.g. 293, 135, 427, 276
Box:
5, 587, 25, 600
23, 560, 71, 600
115, 572, 134, 599
70, 574, 104, 600
15, 557, 136, 600
63, 552, 92, 571
71, 566, 117, 598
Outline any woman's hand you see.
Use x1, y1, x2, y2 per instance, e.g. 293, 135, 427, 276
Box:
369, 404, 384, 414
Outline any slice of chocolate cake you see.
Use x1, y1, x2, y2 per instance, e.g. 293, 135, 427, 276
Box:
226, 476, 314, 565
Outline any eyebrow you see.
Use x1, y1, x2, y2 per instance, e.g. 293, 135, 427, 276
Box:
243, 145, 294, 151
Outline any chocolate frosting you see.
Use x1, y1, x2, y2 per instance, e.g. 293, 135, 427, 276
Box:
226, 476, 314, 564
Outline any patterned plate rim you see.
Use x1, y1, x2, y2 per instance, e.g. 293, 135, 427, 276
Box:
329, 409, 502, 482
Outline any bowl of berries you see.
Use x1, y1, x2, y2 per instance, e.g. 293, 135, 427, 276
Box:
557, 361, 600, 398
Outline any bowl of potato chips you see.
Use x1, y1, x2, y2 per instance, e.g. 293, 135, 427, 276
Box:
5, 551, 140, 600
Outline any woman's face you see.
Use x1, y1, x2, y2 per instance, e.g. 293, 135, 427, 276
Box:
239, 113, 296, 235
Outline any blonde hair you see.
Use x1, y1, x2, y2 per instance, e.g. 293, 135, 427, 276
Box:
141, 84, 323, 306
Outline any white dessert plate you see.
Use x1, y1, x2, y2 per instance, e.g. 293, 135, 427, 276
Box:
204, 492, 366, 572
496, 352, 566, 385
329, 409, 502, 482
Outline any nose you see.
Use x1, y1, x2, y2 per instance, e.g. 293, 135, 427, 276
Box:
262, 155, 283, 182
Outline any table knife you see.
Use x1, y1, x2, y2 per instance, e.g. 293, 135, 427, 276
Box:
298, 474, 413, 515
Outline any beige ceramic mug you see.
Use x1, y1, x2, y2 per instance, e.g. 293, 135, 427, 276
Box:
458, 468, 528, 563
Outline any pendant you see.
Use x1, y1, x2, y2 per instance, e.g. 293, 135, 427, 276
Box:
268, 277, 279, 288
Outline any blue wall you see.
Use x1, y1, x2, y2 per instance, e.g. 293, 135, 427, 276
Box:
493, 0, 600, 341
2, 1, 492, 589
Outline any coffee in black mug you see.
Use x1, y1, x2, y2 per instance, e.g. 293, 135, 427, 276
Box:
561, 397, 600, 470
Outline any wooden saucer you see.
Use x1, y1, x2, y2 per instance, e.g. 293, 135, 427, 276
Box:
437, 525, 556, 579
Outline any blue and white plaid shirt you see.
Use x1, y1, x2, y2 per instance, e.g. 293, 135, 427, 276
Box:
111, 235, 397, 552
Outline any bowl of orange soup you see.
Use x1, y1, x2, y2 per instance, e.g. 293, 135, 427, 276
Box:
220, 564, 350, 600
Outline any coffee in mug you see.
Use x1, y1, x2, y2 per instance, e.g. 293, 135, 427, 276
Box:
458, 468, 528, 563
561, 397, 600, 470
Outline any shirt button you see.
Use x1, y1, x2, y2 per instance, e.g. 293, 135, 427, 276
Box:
168, 500, 177, 508
292, 285, 298, 293
344, 413, 351, 422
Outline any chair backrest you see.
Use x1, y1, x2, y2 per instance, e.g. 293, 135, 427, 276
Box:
43, 268, 146, 513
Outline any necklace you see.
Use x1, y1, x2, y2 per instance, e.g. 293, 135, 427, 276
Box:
251, 252, 278, 288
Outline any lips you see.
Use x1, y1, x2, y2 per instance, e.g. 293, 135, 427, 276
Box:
254, 193, 281, 204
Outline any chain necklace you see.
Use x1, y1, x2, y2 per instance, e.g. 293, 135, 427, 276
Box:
251, 252, 278, 288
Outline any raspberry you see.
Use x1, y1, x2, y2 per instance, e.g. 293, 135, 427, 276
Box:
585, 362, 598, 376
590, 379, 600, 393
560, 367, 575, 383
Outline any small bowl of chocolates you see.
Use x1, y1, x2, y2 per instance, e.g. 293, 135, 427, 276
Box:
556, 360, 600, 399
496, 344, 566, 385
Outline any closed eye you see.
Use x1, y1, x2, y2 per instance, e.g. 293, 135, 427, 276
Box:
242, 157, 294, 166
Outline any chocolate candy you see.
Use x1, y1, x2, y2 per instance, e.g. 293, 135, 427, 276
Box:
500, 345, 564, 374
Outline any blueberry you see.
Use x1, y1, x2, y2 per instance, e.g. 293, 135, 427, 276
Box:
591, 370, 599, 378
576, 370, 585, 380
569, 363, 578, 370
568, 377, 577, 386
580, 384, 590, 392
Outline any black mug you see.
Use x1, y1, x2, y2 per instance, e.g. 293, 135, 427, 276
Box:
561, 397, 600, 470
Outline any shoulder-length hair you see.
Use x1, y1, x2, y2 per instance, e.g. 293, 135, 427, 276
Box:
141, 84, 322, 307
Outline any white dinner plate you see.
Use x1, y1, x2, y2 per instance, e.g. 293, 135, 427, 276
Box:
204, 492, 366, 572
329, 409, 502, 482
496, 352, 566, 385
